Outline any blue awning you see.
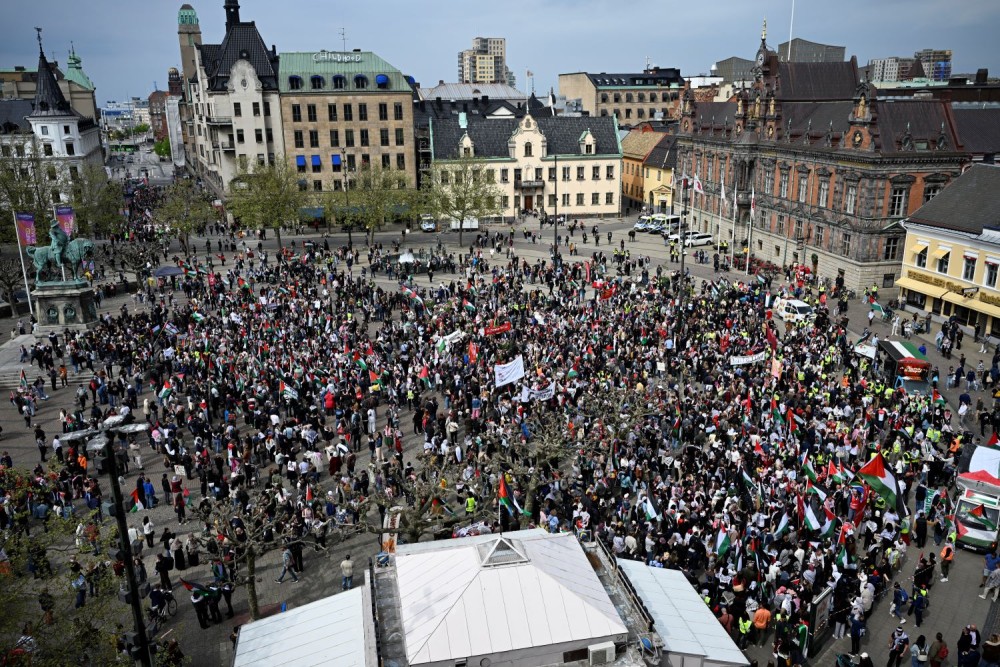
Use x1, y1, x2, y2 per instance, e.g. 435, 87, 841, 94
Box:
311, 155, 321, 167
295, 156, 306, 167
332, 154, 342, 166
375, 74, 389, 85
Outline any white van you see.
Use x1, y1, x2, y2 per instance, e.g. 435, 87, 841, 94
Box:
774, 298, 814, 323
955, 489, 1000, 552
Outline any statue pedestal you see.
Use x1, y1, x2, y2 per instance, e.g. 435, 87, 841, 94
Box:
32, 281, 99, 335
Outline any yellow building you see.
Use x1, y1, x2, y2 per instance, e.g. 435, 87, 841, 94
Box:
620, 129, 677, 214
899, 165, 1000, 335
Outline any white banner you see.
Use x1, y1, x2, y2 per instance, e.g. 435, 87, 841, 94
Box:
519, 381, 555, 402
494, 355, 526, 388
729, 351, 768, 366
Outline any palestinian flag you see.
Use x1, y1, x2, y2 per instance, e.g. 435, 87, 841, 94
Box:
180, 579, 211, 594
839, 462, 854, 483
715, 526, 731, 557
857, 453, 899, 508
836, 546, 850, 569
787, 409, 804, 432
771, 397, 784, 424
932, 388, 946, 406
279, 381, 298, 400
18, 369, 26, 390
989, 431, 999, 448
806, 479, 829, 503
838, 520, 855, 544
418, 366, 431, 387
158, 381, 173, 400
924, 489, 941, 514
462, 299, 476, 312
498, 475, 528, 516
165, 323, 180, 336
970, 504, 998, 530
369, 370, 381, 392
741, 468, 761, 503
192, 312, 205, 323
826, 461, 841, 484
801, 453, 818, 482
820, 507, 838, 539
356, 357, 368, 371
773, 513, 790, 538
643, 495, 661, 522
804, 499, 824, 531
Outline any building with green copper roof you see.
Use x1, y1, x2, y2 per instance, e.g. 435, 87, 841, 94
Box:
63, 46, 94, 91
277, 51, 414, 94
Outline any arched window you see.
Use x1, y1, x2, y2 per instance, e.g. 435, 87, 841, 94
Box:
637, 93, 645, 102
288, 76, 303, 90
354, 75, 368, 89
600, 93, 608, 103
332, 75, 345, 90
524, 142, 533, 157
375, 74, 390, 89
649, 92, 658, 102
310, 75, 324, 90
625, 93, 634, 103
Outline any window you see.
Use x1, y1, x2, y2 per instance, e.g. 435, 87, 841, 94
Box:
577, 166, 585, 180
576, 193, 585, 206
606, 192, 614, 204
332, 75, 345, 90
986, 262, 999, 288
964, 256, 977, 281
310, 75, 324, 90
814, 226, 824, 247
562, 193, 570, 206
288, 76, 303, 90
879, 237, 899, 261
923, 184, 941, 203
937, 251, 950, 274
330, 130, 339, 147
776, 215, 785, 235
593, 166, 600, 180
233, 102, 242, 117
818, 180, 829, 208
266, 128, 273, 143
256, 153, 265, 165
394, 102, 404, 120
381, 154, 391, 168
253, 102, 260, 116
396, 154, 405, 170
440, 171, 449, 185
889, 187, 907, 217
548, 194, 557, 207
625, 108, 632, 119
254, 129, 263, 143
534, 168, 543, 181
546, 167, 555, 181
562, 166, 570, 182
613, 93, 621, 103
293, 130, 304, 148
882, 273, 896, 289
309, 130, 319, 148
915, 248, 927, 268
343, 104, 353, 121
345, 129, 354, 147
626, 93, 634, 103
395, 128, 404, 146
263, 102, 271, 116
797, 176, 808, 203
378, 103, 388, 121
65, 143, 75, 156
298, 180, 307, 191
707, 160, 713, 181
63, 125, 71, 135
592, 192, 600, 205
501, 195, 509, 209
606, 165, 615, 180
354, 75, 368, 89
841, 233, 851, 256
312, 159, 321, 174
358, 104, 368, 121
346, 155, 356, 171
845, 184, 857, 215
291, 104, 302, 122
779, 172, 788, 198
360, 129, 369, 147
380, 128, 390, 146
524, 142, 533, 157
311, 180, 322, 192
307, 104, 317, 122
500, 168, 510, 183
794, 219, 803, 239
327, 104, 337, 122
764, 169, 774, 194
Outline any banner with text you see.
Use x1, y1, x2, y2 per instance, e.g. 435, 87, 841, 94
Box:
14, 212, 36, 246
519, 381, 555, 402
494, 355, 526, 388
729, 350, 768, 366
55, 205, 75, 237
484, 322, 512, 336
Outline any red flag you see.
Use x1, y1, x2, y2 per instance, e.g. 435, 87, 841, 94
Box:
766, 326, 777, 351
468, 341, 478, 364
305, 486, 313, 502
600, 287, 615, 300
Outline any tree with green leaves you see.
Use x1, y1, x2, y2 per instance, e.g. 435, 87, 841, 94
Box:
68, 164, 123, 239
424, 156, 503, 247
332, 165, 413, 245
152, 138, 170, 159
153, 179, 215, 253
131, 123, 151, 136
0, 134, 60, 246
226, 158, 308, 249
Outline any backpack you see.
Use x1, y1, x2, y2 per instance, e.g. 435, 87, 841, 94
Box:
938, 645, 949, 659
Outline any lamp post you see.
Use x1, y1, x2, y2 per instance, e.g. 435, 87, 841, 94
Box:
70, 416, 153, 665
676, 177, 691, 445
341, 148, 353, 248
552, 154, 559, 251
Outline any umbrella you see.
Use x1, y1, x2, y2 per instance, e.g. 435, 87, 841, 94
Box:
154, 266, 185, 278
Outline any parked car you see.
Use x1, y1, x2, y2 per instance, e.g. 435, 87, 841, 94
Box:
684, 233, 714, 247
419, 214, 438, 232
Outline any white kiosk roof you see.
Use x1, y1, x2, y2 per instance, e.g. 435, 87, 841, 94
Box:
233, 587, 373, 667
617, 561, 749, 667
394, 529, 627, 665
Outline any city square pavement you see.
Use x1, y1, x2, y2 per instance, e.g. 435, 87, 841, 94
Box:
1, 215, 995, 665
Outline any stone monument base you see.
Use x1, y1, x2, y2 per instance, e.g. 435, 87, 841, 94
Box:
32, 281, 99, 336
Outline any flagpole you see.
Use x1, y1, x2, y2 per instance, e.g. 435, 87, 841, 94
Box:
745, 188, 755, 276
12, 212, 34, 318
729, 188, 737, 270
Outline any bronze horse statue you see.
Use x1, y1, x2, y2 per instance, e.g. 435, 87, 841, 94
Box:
26, 238, 95, 282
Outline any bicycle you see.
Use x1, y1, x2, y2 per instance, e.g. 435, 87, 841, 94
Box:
145, 590, 177, 636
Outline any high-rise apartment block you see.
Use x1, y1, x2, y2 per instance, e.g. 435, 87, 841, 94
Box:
914, 49, 952, 81
457, 37, 515, 87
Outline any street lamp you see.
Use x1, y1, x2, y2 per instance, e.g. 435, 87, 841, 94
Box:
341, 148, 353, 248
66, 416, 153, 665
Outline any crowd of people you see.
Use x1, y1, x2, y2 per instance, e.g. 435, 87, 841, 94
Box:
2, 216, 997, 666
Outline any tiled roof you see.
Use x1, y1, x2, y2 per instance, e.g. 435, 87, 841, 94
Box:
199, 23, 279, 92
621, 130, 666, 160
418, 82, 525, 101
278, 51, 410, 94
30, 51, 77, 118
952, 107, 1000, 155
582, 69, 683, 88
431, 114, 621, 160
643, 134, 678, 169
775, 61, 857, 101
874, 99, 956, 153
907, 164, 1000, 234
781, 100, 855, 134
0, 99, 33, 133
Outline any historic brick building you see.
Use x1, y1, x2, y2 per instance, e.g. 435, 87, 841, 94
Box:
675, 24, 970, 291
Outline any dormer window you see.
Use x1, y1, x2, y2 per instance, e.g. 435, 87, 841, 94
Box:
354, 75, 368, 89
332, 75, 345, 90
375, 74, 389, 89
288, 76, 303, 90
310, 75, 324, 90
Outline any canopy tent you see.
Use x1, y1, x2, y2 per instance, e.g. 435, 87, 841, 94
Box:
154, 266, 185, 277
618, 560, 749, 667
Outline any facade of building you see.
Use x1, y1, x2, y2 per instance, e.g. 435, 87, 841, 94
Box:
675, 26, 969, 291
430, 112, 622, 221
417, 81, 525, 105
277, 50, 417, 192
776, 38, 846, 63
185, 0, 284, 195
148, 90, 168, 139
915, 48, 953, 82
713, 57, 755, 84
559, 68, 684, 124
177, 3, 203, 172
457, 37, 514, 87
642, 134, 678, 213
868, 57, 917, 83
899, 165, 1000, 334
621, 128, 671, 213
0, 48, 97, 122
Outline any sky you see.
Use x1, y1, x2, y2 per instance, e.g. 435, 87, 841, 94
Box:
2, 0, 998, 105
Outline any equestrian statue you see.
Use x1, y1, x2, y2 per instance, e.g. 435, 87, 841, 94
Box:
25, 220, 95, 283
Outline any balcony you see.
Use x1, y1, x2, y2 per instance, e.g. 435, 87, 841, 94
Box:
206, 116, 233, 125
220, 142, 235, 151
514, 180, 544, 190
